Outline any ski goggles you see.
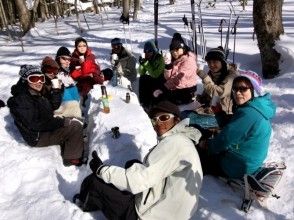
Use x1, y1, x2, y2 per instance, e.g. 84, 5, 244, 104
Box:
27, 74, 45, 84
232, 86, 250, 93
151, 113, 174, 124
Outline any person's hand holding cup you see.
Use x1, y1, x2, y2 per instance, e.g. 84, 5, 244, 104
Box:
79, 55, 85, 64
51, 78, 62, 89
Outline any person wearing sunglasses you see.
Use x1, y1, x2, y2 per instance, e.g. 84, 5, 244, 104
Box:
41, 56, 63, 110
70, 37, 104, 107
7, 65, 85, 167
197, 72, 276, 179
54, 47, 82, 119
78, 101, 203, 220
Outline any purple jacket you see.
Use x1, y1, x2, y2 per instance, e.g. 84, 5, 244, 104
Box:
164, 51, 197, 90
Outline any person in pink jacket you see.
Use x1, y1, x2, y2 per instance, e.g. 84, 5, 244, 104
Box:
156, 35, 198, 105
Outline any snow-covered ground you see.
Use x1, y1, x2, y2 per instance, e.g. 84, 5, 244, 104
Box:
0, 0, 293, 219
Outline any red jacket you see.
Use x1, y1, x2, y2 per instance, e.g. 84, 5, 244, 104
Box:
70, 48, 104, 96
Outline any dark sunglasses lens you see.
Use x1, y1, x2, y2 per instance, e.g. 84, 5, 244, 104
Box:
159, 114, 171, 121
61, 56, 71, 61
233, 86, 249, 93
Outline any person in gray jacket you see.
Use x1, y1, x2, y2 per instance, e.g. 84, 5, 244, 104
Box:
110, 38, 137, 88
87, 101, 203, 220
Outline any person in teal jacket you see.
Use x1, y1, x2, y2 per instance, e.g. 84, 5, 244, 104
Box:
138, 40, 165, 109
198, 71, 276, 179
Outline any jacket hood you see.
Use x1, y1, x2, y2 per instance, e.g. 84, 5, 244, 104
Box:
160, 119, 202, 143
247, 93, 276, 120
10, 79, 28, 96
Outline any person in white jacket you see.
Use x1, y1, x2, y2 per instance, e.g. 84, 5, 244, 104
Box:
88, 101, 203, 220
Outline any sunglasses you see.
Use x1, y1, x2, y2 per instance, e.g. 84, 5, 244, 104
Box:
151, 113, 174, 124
232, 86, 250, 93
60, 56, 71, 61
27, 74, 45, 84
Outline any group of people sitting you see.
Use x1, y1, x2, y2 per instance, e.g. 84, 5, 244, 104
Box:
6, 33, 276, 219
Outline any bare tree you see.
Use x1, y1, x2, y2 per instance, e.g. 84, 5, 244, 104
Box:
253, 0, 284, 78
122, 0, 130, 20
133, 0, 140, 20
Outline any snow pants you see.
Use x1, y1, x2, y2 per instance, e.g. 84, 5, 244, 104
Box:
79, 173, 137, 220
35, 118, 84, 160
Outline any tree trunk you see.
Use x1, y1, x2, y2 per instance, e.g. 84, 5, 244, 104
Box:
14, 0, 32, 34
253, 0, 284, 79
122, 0, 130, 20
133, 0, 140, 20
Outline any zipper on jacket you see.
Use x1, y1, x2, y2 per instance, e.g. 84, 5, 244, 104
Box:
143, 188, 151, 205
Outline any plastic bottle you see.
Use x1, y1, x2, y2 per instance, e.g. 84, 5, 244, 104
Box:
101, 85, 110, 113
111, 69, 118, 87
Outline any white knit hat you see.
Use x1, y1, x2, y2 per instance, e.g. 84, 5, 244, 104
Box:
239, 70, 263, 96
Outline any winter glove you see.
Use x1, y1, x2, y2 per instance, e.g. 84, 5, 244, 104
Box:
197, 69, 208, 80
89, 151, 103, 174
139, 56, 146, 65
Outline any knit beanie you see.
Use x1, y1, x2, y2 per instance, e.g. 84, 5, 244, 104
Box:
239, 70, 263, 96
111, 38, 122, 45
19, 65, 42, 80
41, 56, 59, 74
56, 46, 71, 59
205, 47, 226, 62
75, 37, 88, 48
169, 39, 185, 51
144, 40, 158, 53
149, 101, 181, 118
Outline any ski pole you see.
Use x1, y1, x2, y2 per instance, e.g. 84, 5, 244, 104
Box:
190, 0, 197, 54
79, 1, 90, 30
182, 15, 193, 49
154, 0, 159, 48
224, 7, 232, 60
231, 16, 239, 64
218, 19, 226, 48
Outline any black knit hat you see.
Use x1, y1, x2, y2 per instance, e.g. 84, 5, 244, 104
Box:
75, 37, 87, 48
111, 38, 122, 45
169, 39, 185, 51
205, 47, 226, 62
19, 65, 42, 80
149, 101, 181, 118
56, 46, 71, 59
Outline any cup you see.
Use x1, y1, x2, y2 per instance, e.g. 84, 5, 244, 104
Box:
141, 53, 145, 59
111, 54, 118, 61
51, 78, 61, 89
79, 55, 85, 63
197, 62, 205, 71
111, 126, 120, 139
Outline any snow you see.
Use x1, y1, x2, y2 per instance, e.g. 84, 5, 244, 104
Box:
0, 0, 293, 219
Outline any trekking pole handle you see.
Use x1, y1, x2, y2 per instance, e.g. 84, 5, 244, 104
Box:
182, 14, 189, 26
231, 16, 239, 35
218, 19, 226, 32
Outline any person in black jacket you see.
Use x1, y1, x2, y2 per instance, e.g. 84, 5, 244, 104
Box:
7, 65, 85, 166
